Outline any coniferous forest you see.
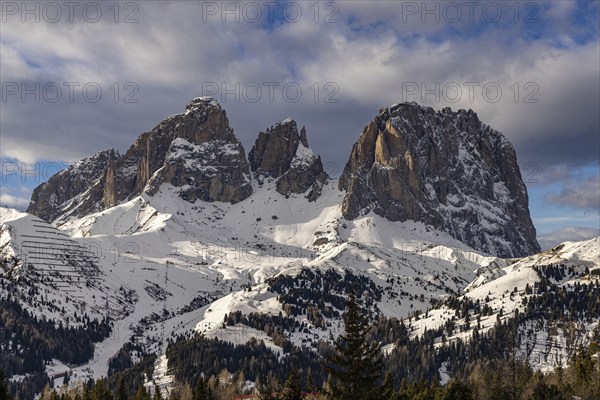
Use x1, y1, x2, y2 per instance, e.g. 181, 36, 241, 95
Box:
3, 285, 600, 400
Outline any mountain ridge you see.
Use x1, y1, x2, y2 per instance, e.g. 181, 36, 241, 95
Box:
27, 98, 538, 258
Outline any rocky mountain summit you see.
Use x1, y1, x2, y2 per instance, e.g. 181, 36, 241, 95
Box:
28, 97, 253, 222
141, 97, 253, 203
249, 118, 328, 201
27, 99, 539, 258
338, 102, 540, 258
27, 98, 328, 223
99, 97, 254, 208
27, 148, 121, 222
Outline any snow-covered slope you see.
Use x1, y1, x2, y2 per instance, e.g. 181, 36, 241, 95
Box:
2, 178, 501, 387
1, 207, 132, 319
3, 179, 598, 392
56, 179, 488, 308
409, 236, 600, 372
1, 205, 225, 384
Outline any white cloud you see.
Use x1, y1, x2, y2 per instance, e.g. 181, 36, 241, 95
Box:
537, 226, 600, 250
0, 193, 30, 210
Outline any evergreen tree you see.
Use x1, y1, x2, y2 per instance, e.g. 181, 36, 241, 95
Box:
280, 366, 302, 400
257, 375, 282, 400
192, 377, 215, 400
113, 378, 128, 400
380, 372, 397, 400
398, 379, 440, 400
193, 377, 205, 400
574, 347, 595, 387
529, 375, 565, 400
91, 379, 112, 400
134, 385, 150, 400
322, 292, 384, 400
305, 368, 314, 393
0, 370, 11, 400
82, 382, 92, 400
322, 373, 333, 397
152, 384, 163, 400
441, 379, 473, 400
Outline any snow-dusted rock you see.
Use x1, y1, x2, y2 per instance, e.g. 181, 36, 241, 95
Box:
28, 97, 253, 223
339, 102, 540, 258
248, 118, 328, 201
27, 148, 120, 222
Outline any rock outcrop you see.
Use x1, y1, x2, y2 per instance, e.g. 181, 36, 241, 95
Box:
339, 102, 540, 258
248, 119, 328, 201
136, 97, 252, 203
27, 149, 120, 222
27, 99, 541, 259
28, 97, 252, 222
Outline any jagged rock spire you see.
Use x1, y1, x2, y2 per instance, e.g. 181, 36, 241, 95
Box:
249, 118, 328, 201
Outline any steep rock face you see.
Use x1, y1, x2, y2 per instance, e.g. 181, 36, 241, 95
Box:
248, 119, 328, 201
140, 98, 253, 203
339, 102, 540, 258
28, 97, 252, 222
27, 149, 120, 222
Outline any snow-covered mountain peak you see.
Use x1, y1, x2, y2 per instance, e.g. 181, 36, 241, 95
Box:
339, 101, 540, 258
26, 100, 540, 261
187, 96, 220, 110
277, 117, 295, 125
0, 206, 28, 224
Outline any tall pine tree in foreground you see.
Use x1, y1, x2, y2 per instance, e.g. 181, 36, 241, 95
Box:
193, 376, 215, 400
114, 377, 128, 400
323, 291, 384, 400
0, 369, 11, 400
280, 366, 303, 400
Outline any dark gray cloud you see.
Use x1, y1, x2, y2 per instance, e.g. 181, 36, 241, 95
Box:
545, 175, 600, 211
1, 0, 598, 189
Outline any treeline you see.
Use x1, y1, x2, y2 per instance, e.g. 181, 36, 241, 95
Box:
165, 335, 323, 389
0, 296, 111, 399
223, 310, 306, 352
5, 353, 600, 400
266, 268, 382, 327
527, 264, 600, 321
7, 264, 600, 399
13, 291, 600, 400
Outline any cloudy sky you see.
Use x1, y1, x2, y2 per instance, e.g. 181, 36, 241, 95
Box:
1, 0, 598, 248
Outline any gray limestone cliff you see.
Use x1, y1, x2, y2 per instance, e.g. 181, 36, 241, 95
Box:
338, 102, 540, 258
249, 119, 328, 201
27, 97, 252, 222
